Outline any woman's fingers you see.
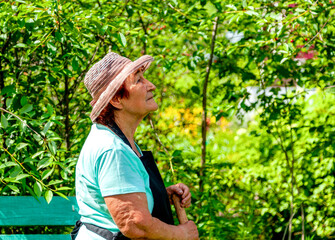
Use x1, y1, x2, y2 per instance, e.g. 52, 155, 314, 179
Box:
166, 183, 192, 207
181, 193, 191, 207
167, 185, 182, 195
177, 183, 190, 199
176, 183, 192, 208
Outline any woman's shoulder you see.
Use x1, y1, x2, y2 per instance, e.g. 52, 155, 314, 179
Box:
83, 123, 132, 155
91, 123, 114, 136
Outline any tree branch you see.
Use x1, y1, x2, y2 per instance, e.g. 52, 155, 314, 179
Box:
0, 107, 40, 136
138, 14, 148, 35
303, 14, 332, 48
147, 115, 175, 181
301, 203, 305, 240
138, 13, 148, 54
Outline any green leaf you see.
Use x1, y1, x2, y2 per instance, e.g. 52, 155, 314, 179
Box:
20, 96, 27, 106
269, 12, 282, 21
204, 1, 217, 15
16, 142, 29, 151
72, 57, 79, 71
280, 57, 288, 64
42, 168, 54, 180
32, 150, 44, 159
57, 186, 72, 191
47, 104, 54, 115
295, 8, 306, 13
245, 10, 259, 17
228, 14, 240, 24
37, 158, 51, 170
100, 25, 108, 34
118, 32, 127, 47
226, 4, 237, 10
33, 134, 44, 145
19, 104, 33, 114
10, 166, 22, 178
1, 114, 8, 129
227, 46, 237, 55
0, 34, 7, 40
55, 191, 68, 200
44, 190, 53, 204
14, 43, 27, 48
34, 181, 43, 197
191, 86, 200, 95
0, 85, 15, 96
7, 185, 20, 193
42, 122, 52, 135
55, 31, 64, 42
6, 98, 13, 108
15, 174, 30, 181
63, 69, 73, 77
126, 5, 134, 16
172, 150, 182, 157
47, 42, 57, 53
0, 162, 18, 169
49, 180, 63, 185
216, 111, 228, 120
48, 141, 57, 155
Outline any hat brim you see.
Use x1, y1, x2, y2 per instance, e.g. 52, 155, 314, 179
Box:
90, 55, 154, 122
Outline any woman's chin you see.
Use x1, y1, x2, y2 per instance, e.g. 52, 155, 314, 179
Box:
147, 99, 159, 111
150, 102, 159, 112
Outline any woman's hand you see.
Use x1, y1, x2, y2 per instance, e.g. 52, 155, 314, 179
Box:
180, 221, 199, 240
166, 183, 192, 208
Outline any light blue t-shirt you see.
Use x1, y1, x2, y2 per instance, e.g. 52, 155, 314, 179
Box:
75, 123, 154, 232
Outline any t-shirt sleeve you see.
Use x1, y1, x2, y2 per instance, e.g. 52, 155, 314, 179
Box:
96, 149, 146, 197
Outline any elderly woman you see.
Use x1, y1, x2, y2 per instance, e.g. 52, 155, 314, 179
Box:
71, 52, 199, 240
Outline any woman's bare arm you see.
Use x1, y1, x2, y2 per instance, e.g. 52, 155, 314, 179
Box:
104, 192, 198, 240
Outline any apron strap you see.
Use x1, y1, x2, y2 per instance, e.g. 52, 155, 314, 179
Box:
107, 122, 136, 153
70, 220, 129, 240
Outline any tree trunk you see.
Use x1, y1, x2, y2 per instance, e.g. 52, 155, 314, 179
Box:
64, 75, 71, 152
199, 17, 219, 193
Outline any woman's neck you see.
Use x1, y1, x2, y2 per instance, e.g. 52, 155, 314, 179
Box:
113, 113, 143, 156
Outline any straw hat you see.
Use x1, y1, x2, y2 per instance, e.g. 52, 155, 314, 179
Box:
84, 52, 154, 122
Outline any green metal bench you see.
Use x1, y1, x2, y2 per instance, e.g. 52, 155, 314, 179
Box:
0, 196, 79, 240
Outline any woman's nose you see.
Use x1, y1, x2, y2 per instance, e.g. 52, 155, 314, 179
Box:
145, 78, 156, 91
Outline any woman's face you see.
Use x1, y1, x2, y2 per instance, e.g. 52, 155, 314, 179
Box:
119, 70, 158, 118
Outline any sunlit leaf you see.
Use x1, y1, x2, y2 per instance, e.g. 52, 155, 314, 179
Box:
34, 181, 42, 197
45, 190, 53, 204
118, 32, 127, 47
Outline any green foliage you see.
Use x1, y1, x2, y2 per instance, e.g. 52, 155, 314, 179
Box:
1, 0, 334, 239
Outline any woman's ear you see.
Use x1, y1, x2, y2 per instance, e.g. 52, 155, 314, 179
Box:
109, 96, 123, 110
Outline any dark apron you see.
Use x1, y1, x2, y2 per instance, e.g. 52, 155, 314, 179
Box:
71, 122, 174, 240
